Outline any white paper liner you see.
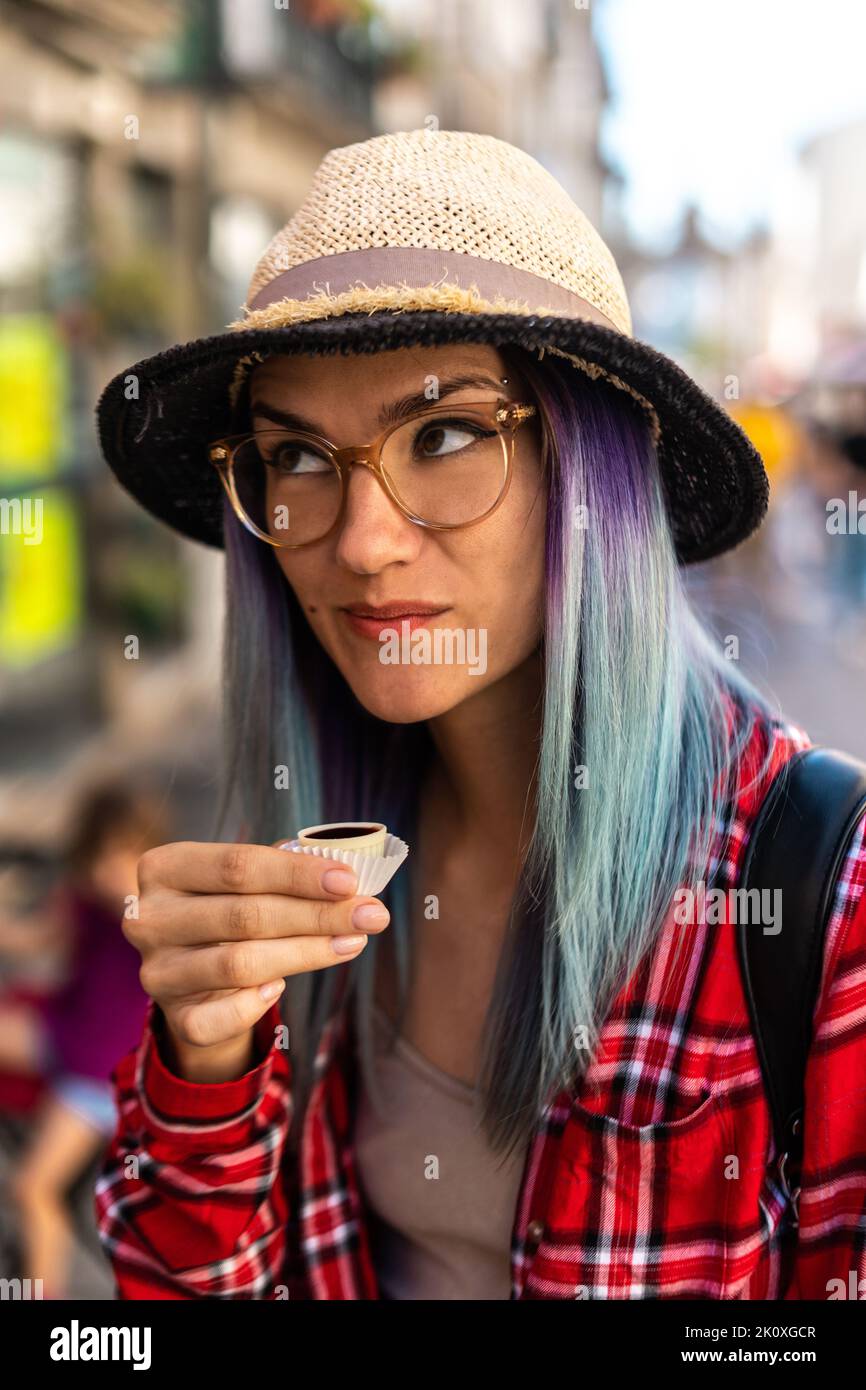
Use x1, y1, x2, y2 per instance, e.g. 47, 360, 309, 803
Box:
282, 831, 409, 896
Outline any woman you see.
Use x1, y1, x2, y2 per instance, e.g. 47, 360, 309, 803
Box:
93, 130, 866, 1300
0, 780, 163, 1298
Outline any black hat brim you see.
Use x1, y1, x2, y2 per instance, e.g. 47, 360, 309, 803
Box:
95, 310, 768, 565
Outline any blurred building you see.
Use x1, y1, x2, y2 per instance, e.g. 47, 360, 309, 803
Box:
799, 119, 866, 343
374, 0, 611, 229
0, 0, 394, 842
618, 206, 732, 390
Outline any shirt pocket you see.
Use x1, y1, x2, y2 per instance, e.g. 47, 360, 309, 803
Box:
525, 1086, 734, 1300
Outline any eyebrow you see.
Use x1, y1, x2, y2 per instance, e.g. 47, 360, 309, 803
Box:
249, 373, 507, 435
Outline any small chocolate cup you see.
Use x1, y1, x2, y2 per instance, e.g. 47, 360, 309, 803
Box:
296, 822, 387, 858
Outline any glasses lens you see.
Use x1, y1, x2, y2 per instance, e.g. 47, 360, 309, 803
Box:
231, 431, 342, 544
381, 406, 509, 525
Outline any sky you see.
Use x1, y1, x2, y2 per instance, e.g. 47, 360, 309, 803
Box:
594, 0, 866, 253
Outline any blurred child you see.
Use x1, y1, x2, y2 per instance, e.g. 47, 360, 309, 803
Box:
0, 779, 169, 1298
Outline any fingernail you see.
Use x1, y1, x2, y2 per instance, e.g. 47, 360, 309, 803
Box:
352, 903, 390, 930
332, 934, 368, 955
259, 979, 286, 1001
322, 867, 359, 896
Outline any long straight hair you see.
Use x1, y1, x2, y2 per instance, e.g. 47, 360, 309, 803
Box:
214, 344, 779, 1162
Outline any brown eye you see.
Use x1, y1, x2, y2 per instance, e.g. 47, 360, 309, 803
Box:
412, 419, 489, 461
259, 437, 331, 476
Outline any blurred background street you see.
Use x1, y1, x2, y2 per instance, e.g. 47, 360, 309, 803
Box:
0, 0, 864, 1297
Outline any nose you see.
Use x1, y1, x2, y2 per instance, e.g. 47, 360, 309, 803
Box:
333, 459, 422, 572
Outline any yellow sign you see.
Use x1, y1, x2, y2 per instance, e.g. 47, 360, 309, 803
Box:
0, 315, 79, 667
0, 490, 81, 668
0, 315, 68, 481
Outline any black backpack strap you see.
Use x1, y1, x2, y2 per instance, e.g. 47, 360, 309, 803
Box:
738, 745, 866, 1218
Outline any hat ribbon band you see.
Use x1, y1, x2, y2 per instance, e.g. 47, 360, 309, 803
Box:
246, 247, 620, 332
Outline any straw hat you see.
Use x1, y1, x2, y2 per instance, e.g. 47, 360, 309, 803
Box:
96, 129, 768, 563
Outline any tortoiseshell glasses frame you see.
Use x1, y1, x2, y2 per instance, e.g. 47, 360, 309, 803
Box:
208, 396, 538, 549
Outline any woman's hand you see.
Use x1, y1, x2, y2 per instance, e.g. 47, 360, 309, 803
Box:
126, 840, 390, 1082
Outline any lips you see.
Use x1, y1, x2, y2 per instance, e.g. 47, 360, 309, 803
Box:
343, 602, 448, 619
340, 601, 450, 641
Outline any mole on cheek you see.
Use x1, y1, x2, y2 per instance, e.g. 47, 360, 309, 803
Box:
308, 606, 318, 613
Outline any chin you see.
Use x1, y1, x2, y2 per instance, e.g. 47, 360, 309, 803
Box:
343, 669, 481, 724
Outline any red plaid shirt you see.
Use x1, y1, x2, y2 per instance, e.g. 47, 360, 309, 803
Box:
95, 706, 866, 1300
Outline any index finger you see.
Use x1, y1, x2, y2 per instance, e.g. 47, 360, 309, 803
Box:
138, 840, 360, 899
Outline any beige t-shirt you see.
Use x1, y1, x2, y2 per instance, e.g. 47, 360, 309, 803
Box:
353, 1003, 529, 1300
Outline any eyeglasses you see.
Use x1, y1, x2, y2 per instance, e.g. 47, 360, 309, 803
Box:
208, 397, 538, 548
